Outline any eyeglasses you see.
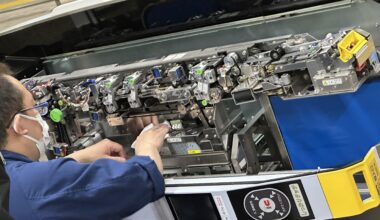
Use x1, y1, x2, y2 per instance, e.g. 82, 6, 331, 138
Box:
6, 102, 49, 128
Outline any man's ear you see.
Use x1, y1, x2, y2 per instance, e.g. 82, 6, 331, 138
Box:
12, 114, 28, 135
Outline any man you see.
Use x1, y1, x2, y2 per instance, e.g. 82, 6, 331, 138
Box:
0, 65, 170, 220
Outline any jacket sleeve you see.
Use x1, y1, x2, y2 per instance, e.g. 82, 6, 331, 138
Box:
12, 156, 165, 220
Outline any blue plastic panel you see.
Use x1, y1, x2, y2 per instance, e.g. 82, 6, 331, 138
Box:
270, 79, 380, 169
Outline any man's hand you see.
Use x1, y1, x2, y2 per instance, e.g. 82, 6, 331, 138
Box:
127, 116, 159, 137
67, 139, 126, 163
133, 124, 170, 173
134, 124, 170, 153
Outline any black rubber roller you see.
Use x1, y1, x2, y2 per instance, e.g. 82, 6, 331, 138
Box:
270, 46, 285, 61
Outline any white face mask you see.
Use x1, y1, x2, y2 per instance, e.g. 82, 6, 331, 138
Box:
15, 113, 51, 161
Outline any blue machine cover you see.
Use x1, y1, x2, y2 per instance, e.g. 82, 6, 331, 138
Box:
270, 79, 380, 169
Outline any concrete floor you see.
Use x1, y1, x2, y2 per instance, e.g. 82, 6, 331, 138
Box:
0, 0, 74, 31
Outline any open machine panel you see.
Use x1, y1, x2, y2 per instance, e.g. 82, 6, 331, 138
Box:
23, 28, 380, 177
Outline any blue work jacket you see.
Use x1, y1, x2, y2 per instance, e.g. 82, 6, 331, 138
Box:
0, 150, 165, 220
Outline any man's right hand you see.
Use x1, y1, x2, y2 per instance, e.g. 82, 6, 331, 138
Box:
127, 116, 159, 137
133, 123, 170, 173
134, 124, 170, 153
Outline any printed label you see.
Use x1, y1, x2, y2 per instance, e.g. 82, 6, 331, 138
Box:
170, 120, 183, 130
107, 116, 124, 126
228, 180, 314, 220
322, 78, 343, 86
289, 184, 310, 217
166, 137, 182, 143
188, 150, 202, 155
213, 195, 231, 220
368, 157, 380, 196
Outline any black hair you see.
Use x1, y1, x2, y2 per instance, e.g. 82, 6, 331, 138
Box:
0, 63, 23, 148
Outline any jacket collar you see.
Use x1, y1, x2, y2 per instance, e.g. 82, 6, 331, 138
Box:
0, 150, 33, 163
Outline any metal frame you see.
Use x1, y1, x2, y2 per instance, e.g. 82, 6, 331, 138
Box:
237, 119, 261, 175
259, 94, 292, 169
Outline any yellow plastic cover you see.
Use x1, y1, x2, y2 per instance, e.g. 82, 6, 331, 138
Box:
338, 30, 368, 62
318, 145, 380, 218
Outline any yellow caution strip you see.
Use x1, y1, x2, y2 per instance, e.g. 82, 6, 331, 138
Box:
0, 0, 35, 10
318, 145, 380, 218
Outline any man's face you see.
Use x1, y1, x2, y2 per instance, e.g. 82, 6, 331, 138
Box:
7, 76, 43, 159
